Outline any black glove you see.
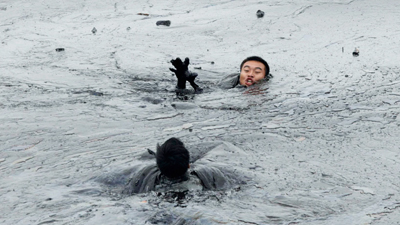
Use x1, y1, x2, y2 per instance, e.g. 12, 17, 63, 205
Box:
169, 57, 203, 93
169, 57, 189, 90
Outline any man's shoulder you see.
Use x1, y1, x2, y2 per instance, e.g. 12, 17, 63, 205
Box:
191, 142, 250, 190
192, 165, 232, 190
123, 164, 161, 194
217, 73, 241, 89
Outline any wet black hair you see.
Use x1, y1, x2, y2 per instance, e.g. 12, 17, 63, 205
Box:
240, 56, 270, 77
156, 137, 190, 178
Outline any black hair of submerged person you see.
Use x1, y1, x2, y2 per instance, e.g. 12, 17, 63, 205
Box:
156, 137, 190, 178
240, 56, 270, 77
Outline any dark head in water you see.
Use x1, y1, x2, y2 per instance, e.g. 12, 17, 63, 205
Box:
120, 138, 239, 195
239, 56, 270, 87
156, 137, 190, 179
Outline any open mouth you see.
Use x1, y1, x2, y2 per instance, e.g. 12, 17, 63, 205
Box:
245, 78, 254, 86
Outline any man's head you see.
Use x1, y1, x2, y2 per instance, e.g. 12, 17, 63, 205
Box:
239, 56, 270, 87
156, 137, 190, 179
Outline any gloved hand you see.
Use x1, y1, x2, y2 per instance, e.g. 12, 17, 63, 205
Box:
169, 57, 203, 94
169, 57, 189, 90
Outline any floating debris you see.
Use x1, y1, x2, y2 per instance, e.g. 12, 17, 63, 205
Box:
88, 90, 104, 96
92, 27, 97, 34
352, 48, 359, 57
256, 10, 265, 18
137, 13, 149, 16
171, 102, 198, 110
295, 137, 306, 142
55, 48, 65, 52
156, 20, 171, 26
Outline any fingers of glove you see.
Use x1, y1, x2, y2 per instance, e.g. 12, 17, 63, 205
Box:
184, 57, 190, 66
171, 58, 183, 68
169, 68, 177, 73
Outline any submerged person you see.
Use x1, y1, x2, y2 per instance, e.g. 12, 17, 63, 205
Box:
169, 56, 272, 93
123, 137, 235, 194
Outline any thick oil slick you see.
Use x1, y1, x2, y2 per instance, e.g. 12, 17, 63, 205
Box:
1, 0, 400, 224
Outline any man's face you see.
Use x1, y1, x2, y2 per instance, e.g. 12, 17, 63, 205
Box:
239, 61, 266, 87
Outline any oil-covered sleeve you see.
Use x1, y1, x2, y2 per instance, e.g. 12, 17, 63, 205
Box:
192, 165, 232, 190
123, 164, 161, 194
217, 73, 241, 89
191, 142, 252, 190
